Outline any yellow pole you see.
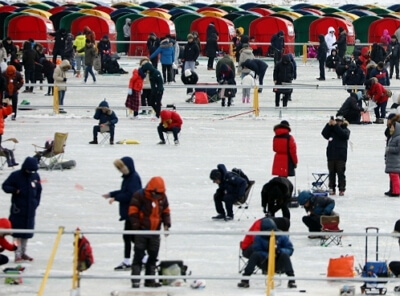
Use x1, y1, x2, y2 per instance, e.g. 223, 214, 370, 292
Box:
72, 228, 80, 290
302, 44, 307, 64
53, 86, 59, 114
253, 86, 259, 117
37, 226, 65, 296
266, 231, 276, 296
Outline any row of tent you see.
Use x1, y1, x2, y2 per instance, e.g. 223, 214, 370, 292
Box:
1, 1, 400, 56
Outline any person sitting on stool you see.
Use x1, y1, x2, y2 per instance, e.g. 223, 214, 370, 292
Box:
89, 100, 118, 145
157, 109, 182, 145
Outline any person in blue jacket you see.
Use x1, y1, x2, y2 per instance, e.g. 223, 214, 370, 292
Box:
2, 157, 42, 262
149, 36, 175, 84
210, 164, 247, 221
238, 218, 296, 289
297, 190, 335, 237
89, 100, 118, 145
102, 156, 142, 271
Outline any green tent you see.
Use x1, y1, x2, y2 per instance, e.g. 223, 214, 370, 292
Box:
293, 15, 320, 56
269, 6, 290, 12
76, 3, 96, 9
116, 13, 143, 53
218, 4, 242, 13
320, 7, 344, 14
233, 14, 259, 36
173, 13, 202, 41
368, 7, 392, 15
353, 15, 381, 43
59, 12, 86, 32
29, 3, 53, 11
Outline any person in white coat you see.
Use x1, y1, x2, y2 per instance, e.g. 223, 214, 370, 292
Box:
53, 59, 71, 114
325, 27, 337, 57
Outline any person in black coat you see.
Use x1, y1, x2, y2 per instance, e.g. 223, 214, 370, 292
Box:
317, 34, 328, 81
50, 28, 67, 64
261, 177, 293, 219
22, 41, 38, 93
273, 54, 293, 107
206, 22, 218, 40
386, 35, 400, 79
369, 61, 390, 86
2, 157, 42, 262
332, 27, 347, 59
183, 34, 200, 72
342, 62, 365, 93
181, 69, 198, 96
210, 164, 247, 221
97, 35, 112, 74
241, 58, 268, 93
321, 116, 350, 196
370, 43, 387, 64
217, 63, 236, 107
205, 33, 219, 70
102, 156, 142, 271
326, 49, 340, 71
89, 100, 119, 145
270, 30, 285, 65
146, 32, 160, 69
337, 92, 364, 124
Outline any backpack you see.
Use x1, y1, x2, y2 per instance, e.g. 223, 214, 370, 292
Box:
77, 235, 94, 272
231, 168, 250, 185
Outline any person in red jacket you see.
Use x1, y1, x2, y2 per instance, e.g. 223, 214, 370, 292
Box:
366, 77, 389, 124
2, 65, 24, 121
157, 109, 183, 145
0, 97, 18, 167
0, 218, 18, 266
272, 120, 298, 177
126, 67, 146, 118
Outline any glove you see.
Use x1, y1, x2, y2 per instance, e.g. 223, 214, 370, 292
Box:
63, 78, 67, 82
128, 88, 133, 95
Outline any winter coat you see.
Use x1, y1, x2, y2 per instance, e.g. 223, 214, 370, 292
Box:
386, 122, 400, 173
381, 29, 391, 46
270, 30, 284, 52
129, 68, 144, 92
0, 103, 13, 134
147, 35, 160, 55
78, 43, 96, 66
141, 62, 164, 93
83, 26, 96, 44
0, 75, 4, 99
183, 40, 199, 62
50, 28, 67, 51
343, 64, 365, 88
261, 177, 293, 214
337, 93, 363, 124
0, 218, 17, 252
73, 34, 86, 56
206, 23, 218, 39
333, 30, 347, 57
272, 123, 298, 177
94, 100, 118, 126
321, 121, 350, 161
129, 176, 171, 231
97, 37, 111, 56
63, 33, 74, 60
216, 164, 247, 200
109, 157, 142, 221
387, 41, 400, 61
217, 64, 236, 97
2, 157, 41, 239
370, 67, 390, 86
252, 233, 293, 259
159, 110, 182, 129
205, 33, 219, 58
325, 27, 337, 53
242, 73, 255, 87
370, 43, 387, 64
273, 54, 293, 93
22, 42, 37, 69
367, 81, 389, 104
237, 48, 255, 75
215, 55, 236, 77
304, 194, 335, 216
241, 58, 268, 79
326, 49, 340, 69
123, 18, 131, 38
2, 39, 16, 56
53, 60, 71, 91
317, 34, 328, 61
150, 39, 175, 65
2, 65, 23, 96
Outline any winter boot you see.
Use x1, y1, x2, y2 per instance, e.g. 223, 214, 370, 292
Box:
227, 97, 232, 107
221, 98, 225, 107
242, 97, 246, 103
75, 71, 81, 78
131, 264, 141, 288
288, 280, 297, 288
89, 138, 98, 144
238, 280, 250, 288
144, 265, 162, 287
246, 97, 250, 103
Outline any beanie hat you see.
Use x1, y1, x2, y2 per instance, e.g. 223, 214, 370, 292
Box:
187, 33, 194, 39
297, 190, 313, 205
280, 120, 290, 127
184, 69, 192, 77
272, 217, 290, 231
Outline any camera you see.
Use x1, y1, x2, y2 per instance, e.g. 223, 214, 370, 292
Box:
330, 116, 334, 120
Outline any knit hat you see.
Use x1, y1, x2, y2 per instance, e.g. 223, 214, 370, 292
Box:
187, 33, 194, 39
184, 69, 192, 77
280, 120, 290, 127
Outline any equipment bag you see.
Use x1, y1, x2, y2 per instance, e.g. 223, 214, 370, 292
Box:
158, 260, 188, 286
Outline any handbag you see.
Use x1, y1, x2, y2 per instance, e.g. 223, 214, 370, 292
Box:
327, 255, 354, 277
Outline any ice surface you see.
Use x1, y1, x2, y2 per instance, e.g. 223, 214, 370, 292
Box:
1, 56, 400, 296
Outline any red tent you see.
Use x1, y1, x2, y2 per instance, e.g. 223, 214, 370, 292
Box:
93, 6, 116, 15
48, 6, 67, 15
368, 18, 400, 43
71, 15, 117, 52
190, 16, 235, 53
0, 5, 17, 13
309, 16, 355, 45
249, 16, 295, 55
248, 7, 274, 16
7, 14, 54, 53
129, 16, 176, 56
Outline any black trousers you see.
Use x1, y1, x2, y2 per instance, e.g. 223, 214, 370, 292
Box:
302, 214, 322, 232
131, 234, 160, 284
214, 191, 237, 217
93, 125, 115, 141
123, 220, 134, 259
149, 91, 163, 118
157, 124, 180, 142
243, 251, 294, 277
327, 159, 346, 192
389, 261, 400, 277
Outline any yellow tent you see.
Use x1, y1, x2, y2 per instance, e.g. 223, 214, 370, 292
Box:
79, 9, 111, 19
199, 10, 226, 17
21, 8, 52, 18
275, 11, 303, 20
333, 11, 359, 21
141, 10, 171, 19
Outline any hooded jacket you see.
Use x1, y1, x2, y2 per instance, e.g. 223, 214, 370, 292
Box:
324, 27, 337, 53
83, 26, 96, 44
147, 33, 160, 55
241, 58, 268, 78
326, 49, 340, 69
205, 33, 219, 58
129, 68, 144, 91
386, 122, 400, 173
0, 99, 13, 134
337, 93, 363, 123
367, 79, 389, 104
2, 157, 41, 239
159, 110, 182, 129
381, 29, 391, 45
317, 34, 328, 61
123, 18, 131, 38
97, 36, 111, 56
53, 60, 71, 91
73, 33, 86, 56
78, 42, 97, 66
141, 62, 164, 93
273, 54, 294, 93
110, 157, 142, 221
272, 122, 298, 177
150, 38, 175, 65
93, 100, 118, 126
216, 54, 236, 78
271, 30, 284, 51
238, 47, 255, 75
183, 39, 200, 62
2, 65, 23, 96
261, 177, 294, 214
215, 164, 247, 200
370, 43, 387, 64
333, 29, 347, 56
128, 176, 171, 231
321, 120, 350, 161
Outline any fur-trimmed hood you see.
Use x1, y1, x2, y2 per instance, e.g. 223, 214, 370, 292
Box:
114, 157, 135, 176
